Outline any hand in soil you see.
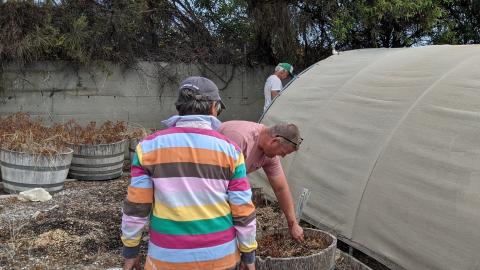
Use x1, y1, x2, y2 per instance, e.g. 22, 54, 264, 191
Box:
290, 222, 304, 242
123, 256, 142, 270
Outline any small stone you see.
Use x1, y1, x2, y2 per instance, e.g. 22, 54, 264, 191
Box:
19, 188, 52, 202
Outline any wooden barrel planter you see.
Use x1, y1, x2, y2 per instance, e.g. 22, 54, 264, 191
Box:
0, 148, 73, 194
335, 250, 373, 270
124, 137, 140, 161
67, 140, 127, 181
123, 122, 149, 161
256, 228, 337, 270
252, 187, 267, 207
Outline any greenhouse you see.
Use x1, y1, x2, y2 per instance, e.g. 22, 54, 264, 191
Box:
251, 45, 480, 270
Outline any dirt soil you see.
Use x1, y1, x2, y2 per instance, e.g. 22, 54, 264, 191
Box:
255, 203, 286, 233
256, 201, 333, 258
1, 176, 376, 270
0, 175, 140, 270
257, 232, 331, 258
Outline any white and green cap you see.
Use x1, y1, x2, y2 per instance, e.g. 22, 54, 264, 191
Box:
277, 62, 294, 76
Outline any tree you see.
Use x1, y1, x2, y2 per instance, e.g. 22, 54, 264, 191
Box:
432, 0, 480, 44
245, 0, 299, 65
1, 0, 479, 68
332, 0, 445, 49
293, 0, 341, 66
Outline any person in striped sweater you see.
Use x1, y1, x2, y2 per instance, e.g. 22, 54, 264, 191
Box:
121, 76, 257, 270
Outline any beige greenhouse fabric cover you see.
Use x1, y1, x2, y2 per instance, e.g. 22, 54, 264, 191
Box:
250, 45, 480, 270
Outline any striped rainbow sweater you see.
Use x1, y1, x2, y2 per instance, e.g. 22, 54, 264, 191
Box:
121, 120, 257, 270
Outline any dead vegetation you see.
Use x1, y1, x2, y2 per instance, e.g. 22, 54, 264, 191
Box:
63, 120, 128, 145
0, 113, 69, 155
0, 113, 148, 156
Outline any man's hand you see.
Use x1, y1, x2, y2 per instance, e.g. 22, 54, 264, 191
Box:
289, 222, 304, 242
123, 256, 141, 270
240, 262, 256, 270
267, 174, 303, 242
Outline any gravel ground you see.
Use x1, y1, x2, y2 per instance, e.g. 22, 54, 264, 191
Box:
0, 174, 377, 270
0, 175, 132, 270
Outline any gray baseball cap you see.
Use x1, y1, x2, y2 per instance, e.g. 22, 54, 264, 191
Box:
178, 76, 226, 110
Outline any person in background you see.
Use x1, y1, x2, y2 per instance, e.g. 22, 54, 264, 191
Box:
121, 76, 257, 270
263, 62, 294, 112
219, 120, 304, 242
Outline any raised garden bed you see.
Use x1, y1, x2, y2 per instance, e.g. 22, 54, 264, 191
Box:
0, 148, 73, 194
0, 113, 73, 194
256, 228, 336, 270
0, 114, 149, 185
67, 140, 127, 181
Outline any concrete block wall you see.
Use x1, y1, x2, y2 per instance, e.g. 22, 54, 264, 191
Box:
0, 61, 274, 129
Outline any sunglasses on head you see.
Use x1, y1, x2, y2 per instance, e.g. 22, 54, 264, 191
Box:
275, 135, 303, 149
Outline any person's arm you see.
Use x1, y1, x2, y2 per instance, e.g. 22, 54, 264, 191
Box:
266, 172, 304, 242
121, 145, 154, 269
271, 90, 280, 99
228, 151, 257, 268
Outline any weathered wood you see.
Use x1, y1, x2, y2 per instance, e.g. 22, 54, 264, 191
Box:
124, 137, 141, 161
123, 122, 149, 160
1, 162, 3, 192
128, 138, 140, 160
256, 228, 336, 270
0, 148, 73, 194
336, 250, 373, 270
252, 187, 266, 207
67, 140, 127, 181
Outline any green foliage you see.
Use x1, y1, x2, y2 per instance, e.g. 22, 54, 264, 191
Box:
195, 0, 252, 46
0, 1, 56, 63
294, 0, 346, 66
432, 0, 480, 44
331, 0, 445, 48
0, 0, 479, 69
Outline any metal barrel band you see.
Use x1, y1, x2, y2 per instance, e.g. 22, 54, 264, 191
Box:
0, 161, 70, 172
72, 152, 125, 159
68, 167, 122, 175
2, 178, 64, 188
69, 160, 124, 168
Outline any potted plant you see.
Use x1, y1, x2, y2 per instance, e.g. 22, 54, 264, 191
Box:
64, 120, 128, 181
0, 113, 73, 193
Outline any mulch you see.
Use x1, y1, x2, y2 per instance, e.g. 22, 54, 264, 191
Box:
0, 175, 137, 270
0, 174, 377, 270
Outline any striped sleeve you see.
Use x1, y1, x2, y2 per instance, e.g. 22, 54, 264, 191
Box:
121, 144, 153, 256
227, 151, 257, 253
